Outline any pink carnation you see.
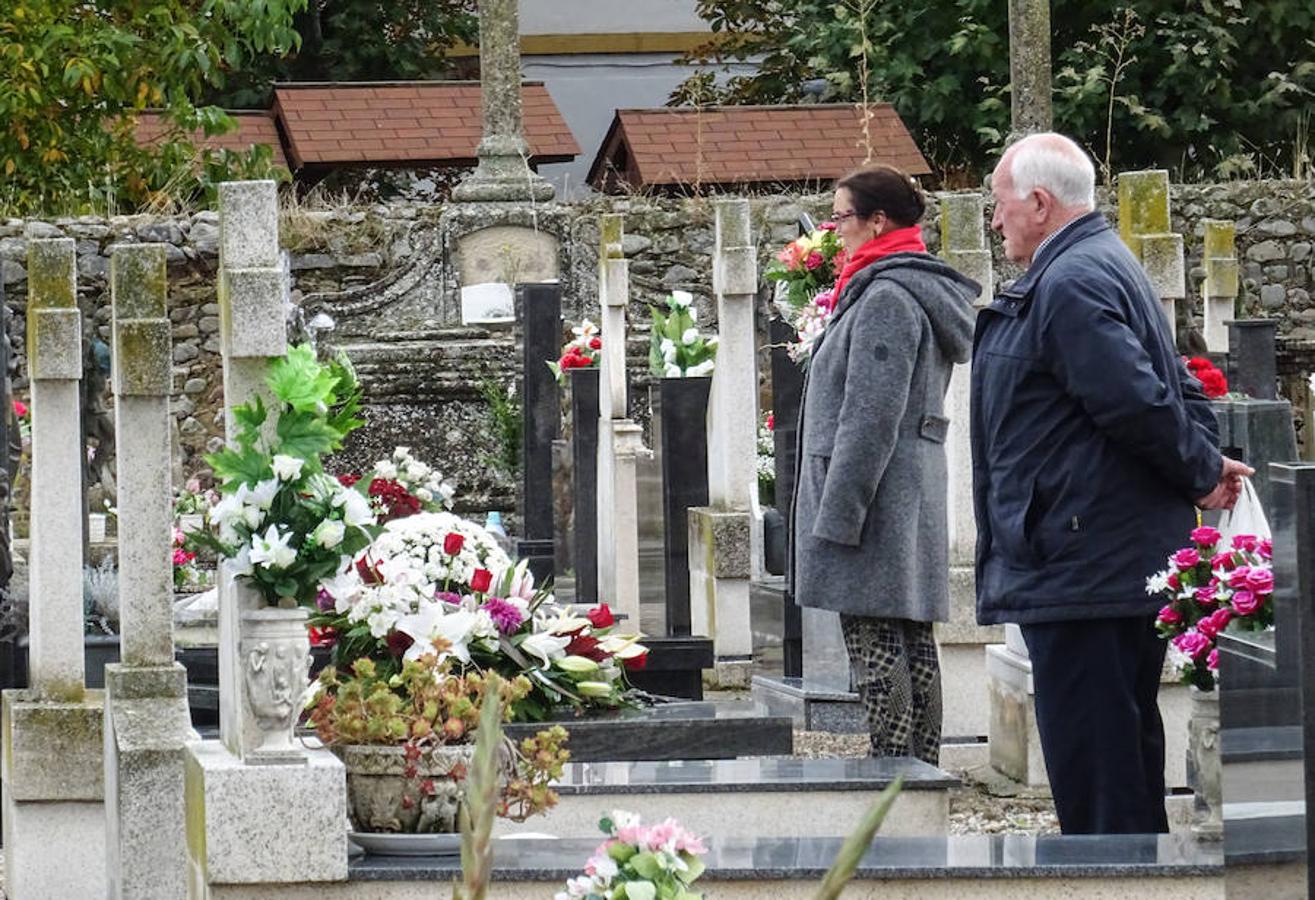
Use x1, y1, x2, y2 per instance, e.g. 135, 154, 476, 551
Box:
1172, 630, 1211, 659
1232, 590, 1262, 616
1156, 605, 1182, 626
1172, 548, 1201, 570
1190, 526, 1221, 547
480, 597, 525, 635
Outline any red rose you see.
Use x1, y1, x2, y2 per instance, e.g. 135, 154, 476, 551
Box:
587, 604, 614, 629
623, 652, 648, 671
804, 250, 824, 270
308, 626, 337, 648
589, 336, 602, 350
566, 634, 609, 662
444, 532, 465, 555
11, 400, 27, 418
1167, 573, 1180, 591
766, 413, 775, 431
818, 221, 837, 231
470, 568, 493, 593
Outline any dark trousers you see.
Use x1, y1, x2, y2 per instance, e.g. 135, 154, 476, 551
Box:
1020, 614, 1169, 835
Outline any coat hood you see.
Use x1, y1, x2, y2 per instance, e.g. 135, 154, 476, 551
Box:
843, 253, 979, 364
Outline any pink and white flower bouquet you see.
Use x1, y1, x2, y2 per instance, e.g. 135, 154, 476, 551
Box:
766, 223, 846, 367
556, 811, 707, 900
1150, 526, 1274, 691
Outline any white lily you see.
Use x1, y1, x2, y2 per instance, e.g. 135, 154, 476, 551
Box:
664, 363, 682, 378
249, 524, 296, 570
396, 605, 478, 664
521, 631, 571, 667
230, 545, 254, 577
246, 478, 280, 510
271, 454, 304, 482
335, 488, 376, 527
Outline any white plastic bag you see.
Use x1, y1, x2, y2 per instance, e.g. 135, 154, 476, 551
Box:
1217, 476, 1271, 543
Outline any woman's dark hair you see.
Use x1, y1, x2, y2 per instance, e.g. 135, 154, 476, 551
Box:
836, 165, 926, 227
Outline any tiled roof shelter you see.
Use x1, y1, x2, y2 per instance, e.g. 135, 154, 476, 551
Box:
587, 104, 930, 193
272, 81, 579, 171
134, 111, 289, 169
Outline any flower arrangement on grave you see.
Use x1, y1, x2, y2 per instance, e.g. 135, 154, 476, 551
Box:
12, 399, 29, 442
1150, 525, 1274, 691
172, 526, 203, 590
1185, 356, 1229, 399
649, 291, 717, 378
766, 223, 847, 367
310, 510, 650, 722
307, 655, 569, 834
548, 319, 603, 384
555, 811, 708, 900
757, 410, 776, 507
338, 446, 457, 524
174, 477, 219, 518
189, 345, 381, 608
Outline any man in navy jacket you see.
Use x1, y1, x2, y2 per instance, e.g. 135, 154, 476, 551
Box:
972, 133, 1251, 834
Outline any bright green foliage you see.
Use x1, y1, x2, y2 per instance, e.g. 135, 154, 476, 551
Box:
0, 0, 303, 216
675, 0, 1315, 181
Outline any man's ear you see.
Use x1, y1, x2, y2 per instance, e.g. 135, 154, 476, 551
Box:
1032, 188, 1056, 222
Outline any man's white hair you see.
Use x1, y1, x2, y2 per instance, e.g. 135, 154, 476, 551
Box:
1006, 133, 1096, 211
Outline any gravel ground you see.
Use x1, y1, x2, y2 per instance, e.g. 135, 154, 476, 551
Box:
793, 729, 1059, 835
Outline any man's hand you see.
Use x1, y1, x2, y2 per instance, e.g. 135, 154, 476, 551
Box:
1195, 456, 1255, 510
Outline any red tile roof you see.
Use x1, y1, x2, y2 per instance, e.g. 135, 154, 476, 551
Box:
587, 105, 930, 192
134, 111, 288, 169
272, 82, 579, 169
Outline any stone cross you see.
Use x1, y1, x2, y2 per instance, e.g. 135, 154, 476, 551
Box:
1007, 0, 1053, 136
688, 200, 758, 688
24, 237, 86, 699
1117, 170, 1185, 340
452, 0, 554, 203
104, 244, 193, 899
3, 237, 107, 898
594, 214, 645, 625
1200, 219, 1240, 353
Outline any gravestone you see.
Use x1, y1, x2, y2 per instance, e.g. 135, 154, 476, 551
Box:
1227, 319, 1279, 402
768, 316, 804, 677
516, 282, 561, 582
688, 200, 758, 688
1200, 220, 1239, 353
658, 376, 711, 636
184, 183, 348, 893
1007, 0, 1053, 137
2, 237, 106, 897
1118, 170, 1186, 340
569, 368, 600, 605
103, 244, 193, 899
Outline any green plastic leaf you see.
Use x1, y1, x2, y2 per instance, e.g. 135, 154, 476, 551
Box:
266, 344, 340, 413
625, 881, 656, 900
628, 851, 663, 880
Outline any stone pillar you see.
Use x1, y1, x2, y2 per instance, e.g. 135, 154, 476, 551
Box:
688, 200, 758, 688
104, 244, 193, 900
1200, 220, 1239, 353
1117, 170, 1185, 341
1007, 0, 1053, 137
452, 0, 554, 203
938, 193, 1003, 740
2, 237, 107, 898
595, 215, 647, 626
185, 183, 347, 895
516, 282, 561, 583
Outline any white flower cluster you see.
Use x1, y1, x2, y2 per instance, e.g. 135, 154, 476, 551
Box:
756, 423, 775, 484
374, 446, 456, 510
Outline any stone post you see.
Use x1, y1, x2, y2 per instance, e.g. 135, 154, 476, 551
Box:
1117, 170, 1185, 340
595, 215, 647, 626
688, 200, 757, 687
1200, 219, 1239, 353
185, 182, 347, 893
1007, 0, 1053, 137
516, 282, 561, 583
2, 237, 107, 897
104, 244, 193, 899
452, 0, 554, 203
938, 193, 1003, 740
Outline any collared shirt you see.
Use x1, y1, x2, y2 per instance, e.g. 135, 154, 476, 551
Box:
1029, 214, 1089, 268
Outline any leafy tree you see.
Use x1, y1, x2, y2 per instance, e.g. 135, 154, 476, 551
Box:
0, 1, 305, 216
674, 0, 1315, 183
212, 1, 478, 108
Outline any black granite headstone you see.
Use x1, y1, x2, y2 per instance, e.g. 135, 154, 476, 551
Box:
769, 316, 804, 676
659, 376, 711, 637
515, 283, 561, 583
569, 367, 600, 605
1227, 319, 1279, 401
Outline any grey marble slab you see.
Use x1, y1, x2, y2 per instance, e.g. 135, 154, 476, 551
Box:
349, 833, 1222, 881
1218, 627, 1277, 670
1222, 725, 1303, 763
1225, 813, 1304, 865
552, 755, 958, 795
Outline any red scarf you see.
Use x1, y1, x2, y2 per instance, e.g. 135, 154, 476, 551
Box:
832, 225, 927, 303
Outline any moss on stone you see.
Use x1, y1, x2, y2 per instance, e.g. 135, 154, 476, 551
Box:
111, 245, 168, 320
1117, 170, 1171, 252
1202, 219, 1236, 259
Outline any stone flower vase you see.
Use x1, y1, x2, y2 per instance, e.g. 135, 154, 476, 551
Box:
340, 744, 477, 834
239, 605, 312, 764
1187, 686, 1222, 841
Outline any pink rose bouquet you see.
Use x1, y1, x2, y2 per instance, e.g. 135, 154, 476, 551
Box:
1149, 524, 1274, 691
766, 224, 847, 368
556, 810, 707, 900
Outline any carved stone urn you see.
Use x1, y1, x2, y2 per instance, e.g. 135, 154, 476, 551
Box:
339, 744, 477, 834
239, 606, 312, 764
1187, 686, 1222, 841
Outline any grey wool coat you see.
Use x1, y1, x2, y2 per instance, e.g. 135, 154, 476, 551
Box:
789, 253, 978, 621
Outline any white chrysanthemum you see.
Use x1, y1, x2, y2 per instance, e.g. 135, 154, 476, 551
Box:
1145, 571, 1170, 596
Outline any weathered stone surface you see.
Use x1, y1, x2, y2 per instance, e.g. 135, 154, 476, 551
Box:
3, 691, 106, 801
1007, 0, 1052, 135
218, 181, 279, 268
1248, 240, 1286, 263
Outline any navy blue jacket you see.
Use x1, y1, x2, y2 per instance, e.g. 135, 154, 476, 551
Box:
972, 212, 1222, 625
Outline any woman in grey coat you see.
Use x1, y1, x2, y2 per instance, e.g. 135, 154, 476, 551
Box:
790, 166, 978, 763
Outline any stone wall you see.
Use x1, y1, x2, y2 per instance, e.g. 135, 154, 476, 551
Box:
0, 178, 1311, 504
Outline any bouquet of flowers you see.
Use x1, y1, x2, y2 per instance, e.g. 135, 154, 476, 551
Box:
311, 511, 649, 721
548, 319, 603, 384
339, 446, 457, 523
764, 223, 846, 307
189, 345, 380, 608
649, 291, 717, 378
173, 526, 203, 590
1186, 356, 1229, 399
757, 411, 775, 507
1150, 525, 1274, 691
175, 477, 219, 517
556, 811, 707, 900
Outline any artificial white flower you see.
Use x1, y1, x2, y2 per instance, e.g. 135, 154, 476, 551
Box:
271, 454, 304, 482
1145, 571, 1170, 596
393, 446, 411, 462
249, 524, 296, 570
374, 460, 399, 480
521, 631, 571, 667
406, 461, 431, 480
669, 290, 693, 309
414, 487, 433, 503
664, 363, 682, 378
686, 360, 715, 377
681, 327, 699, 346
396, 605, 479, 663
336, 488, 376, 527
313, 519, 346, 549
246, 478, 280, 510
230, 545, 254, 577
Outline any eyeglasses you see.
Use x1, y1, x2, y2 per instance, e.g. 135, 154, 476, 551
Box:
828, 210, 858, 225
